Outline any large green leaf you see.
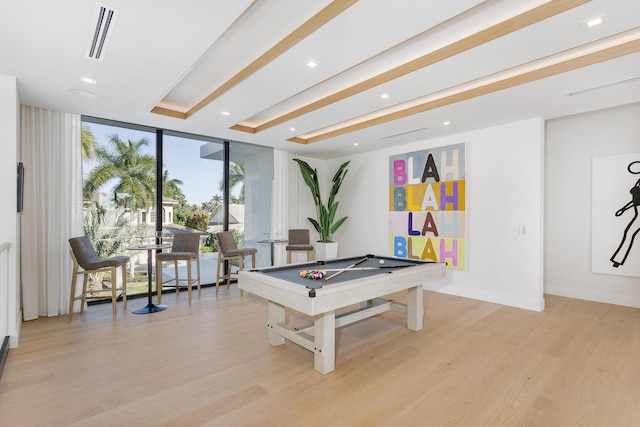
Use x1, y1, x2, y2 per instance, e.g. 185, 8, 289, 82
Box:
330, 216, 348, 234
294, 158, 322, 207
327, 161, 349, 208
308, 218, 321, 234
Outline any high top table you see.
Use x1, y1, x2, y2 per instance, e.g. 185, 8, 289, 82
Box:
257, 239, 288, 265
127, 243, 171, 314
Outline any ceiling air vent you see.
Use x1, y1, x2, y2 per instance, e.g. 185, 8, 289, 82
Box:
566, 75, 640, 96
86, 3, 119, 61
380, 127, 428, 140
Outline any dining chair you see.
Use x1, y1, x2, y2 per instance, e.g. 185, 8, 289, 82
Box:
215, 231, 257, 295
285, 229, 314, 263
156, 232, 201, 304
68, 236, 129, 321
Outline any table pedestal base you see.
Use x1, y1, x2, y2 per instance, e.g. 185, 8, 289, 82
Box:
133, 303, 167, 314
127, 243, 172, 316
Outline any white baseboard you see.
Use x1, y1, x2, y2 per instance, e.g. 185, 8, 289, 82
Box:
9, 309, 22, 348
545, 285, 640, 308
423, 284, 545, 312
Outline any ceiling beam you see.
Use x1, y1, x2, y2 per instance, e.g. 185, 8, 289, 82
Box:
288, 29, 640, 144
151, 0, 358, 119
234, 0, 591, 135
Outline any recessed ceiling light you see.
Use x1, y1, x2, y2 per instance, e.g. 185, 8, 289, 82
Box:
581, 14, 607, 30
220, 111, 231, 116
587, 17, 603, 27
380, 93, 389, 99
443, 121, 451, 126
289, 127, 296, 132
80, 76, 96, 84
353, 142, 359, 146
306, 60, 318, 68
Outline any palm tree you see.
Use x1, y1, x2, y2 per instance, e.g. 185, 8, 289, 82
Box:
219, 162, 245, 202
81, 125, 97, 159
201, 194, 223, 213
83, 204, 137, 288
84, 205, 136, 259
161, 169, 184, 202
83, 134, 156, 210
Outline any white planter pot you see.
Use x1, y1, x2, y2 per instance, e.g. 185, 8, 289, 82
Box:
315, 242, 339, 261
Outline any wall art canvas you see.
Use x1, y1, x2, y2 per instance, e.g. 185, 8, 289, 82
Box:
389, 143, 466, 270
592, 152, 640, 277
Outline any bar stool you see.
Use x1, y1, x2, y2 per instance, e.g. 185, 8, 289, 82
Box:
285, 229, 314, 263
215, 231, 257, 295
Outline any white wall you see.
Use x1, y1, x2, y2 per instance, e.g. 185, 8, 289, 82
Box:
545, 103, 640, 306
296, 118, 545, 311
0, 73, 21, 346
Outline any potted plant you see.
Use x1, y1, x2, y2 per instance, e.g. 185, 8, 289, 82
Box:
293, 158, 350, 260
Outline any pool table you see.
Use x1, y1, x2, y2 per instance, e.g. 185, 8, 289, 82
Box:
238, 254, 446, 374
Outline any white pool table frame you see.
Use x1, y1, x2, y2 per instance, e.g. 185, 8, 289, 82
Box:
238, 259, 446, 374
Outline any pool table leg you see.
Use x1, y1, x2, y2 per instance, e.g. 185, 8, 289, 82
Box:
314, 311, 336, 374
359, 299, 374, 308
407, 285, 424, 331
267, 301, 285, 346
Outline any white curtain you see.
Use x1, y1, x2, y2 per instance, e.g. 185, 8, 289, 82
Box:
20, 106, 83, 320
272, 150, 301, 264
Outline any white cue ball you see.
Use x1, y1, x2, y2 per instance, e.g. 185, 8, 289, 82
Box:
379, 259, 385, 264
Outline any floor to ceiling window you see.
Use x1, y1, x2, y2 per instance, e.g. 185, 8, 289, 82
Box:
161, 131, 225, 284
81, 116, 273, 301
228, 140, 274, 267
81, 118, 156, 297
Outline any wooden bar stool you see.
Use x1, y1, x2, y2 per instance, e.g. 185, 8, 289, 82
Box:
215, 231, 257, 295
68, 236, 129, 321
285, 229, 314, 263
156, 232, 201, 304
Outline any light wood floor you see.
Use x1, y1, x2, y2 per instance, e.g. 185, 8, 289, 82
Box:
2, 286, 640, 426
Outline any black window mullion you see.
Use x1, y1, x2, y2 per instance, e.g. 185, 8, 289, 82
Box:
155, 129, 163, 240
223, 140, 230, 232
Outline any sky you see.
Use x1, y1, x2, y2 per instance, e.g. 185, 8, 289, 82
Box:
83, 121, 226, 206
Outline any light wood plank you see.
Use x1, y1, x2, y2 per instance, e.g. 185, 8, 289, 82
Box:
154, 0, 359, 120
290, 29, 640, 145
247, 0, 591, 135
3, 289, 640, 425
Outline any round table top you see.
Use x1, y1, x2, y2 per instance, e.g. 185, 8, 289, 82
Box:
126, 243, 171, 251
